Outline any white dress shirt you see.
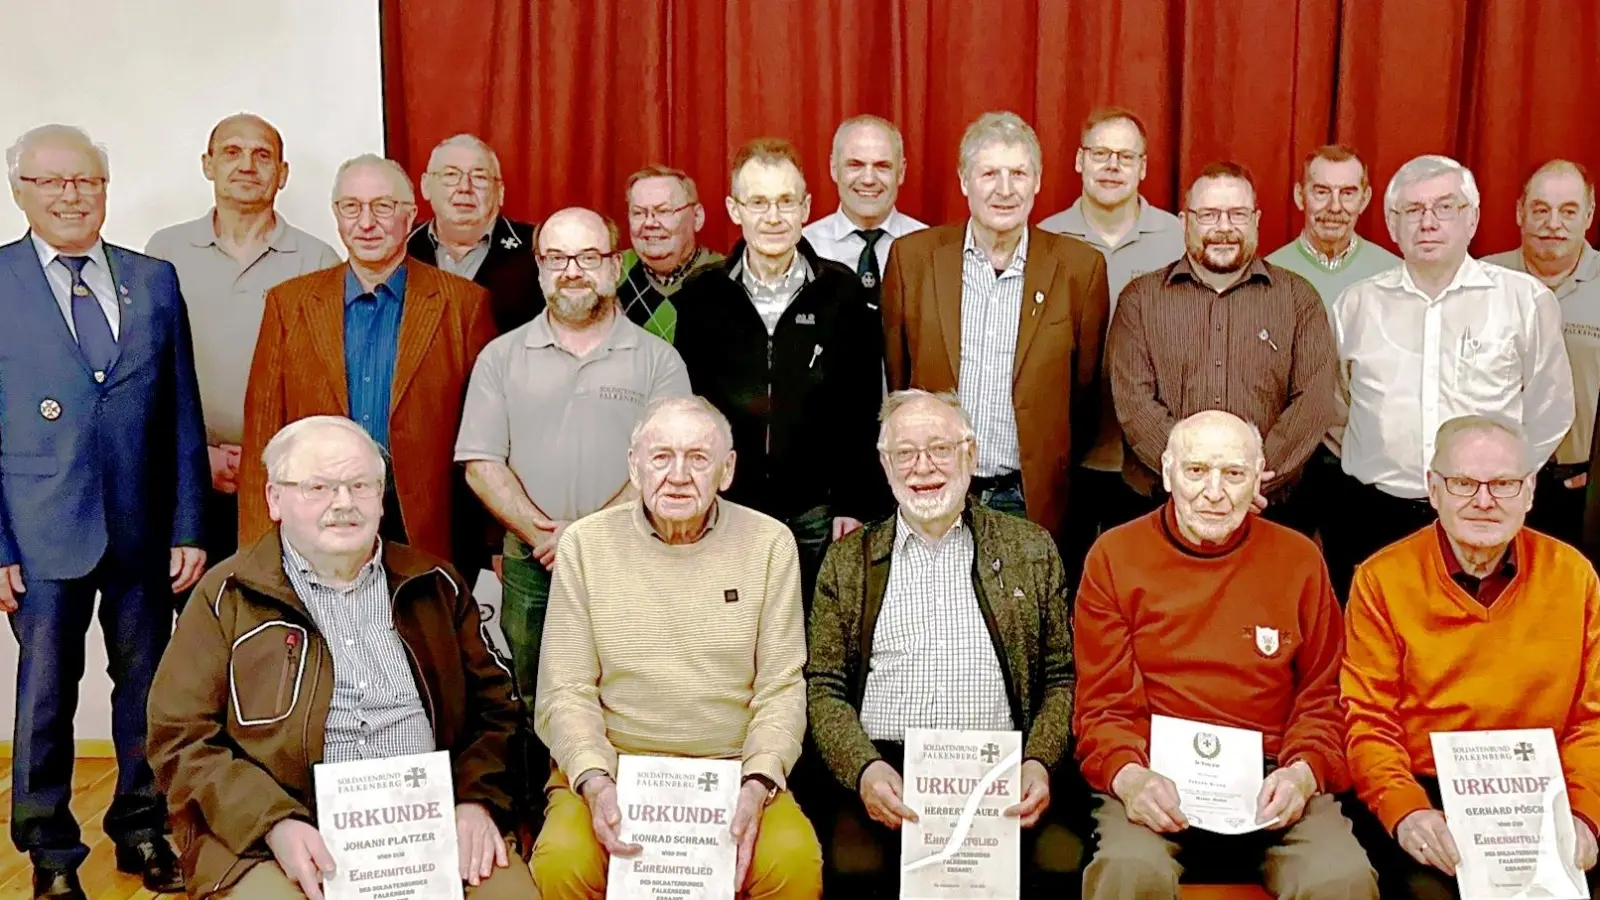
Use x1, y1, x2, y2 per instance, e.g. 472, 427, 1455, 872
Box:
31, 231, 121, 339
802, 207, 928, 273
1332, 256, 1574, 498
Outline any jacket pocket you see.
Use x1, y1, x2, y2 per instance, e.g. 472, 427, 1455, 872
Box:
230, 621, 309, 727
1, 453, 58, 476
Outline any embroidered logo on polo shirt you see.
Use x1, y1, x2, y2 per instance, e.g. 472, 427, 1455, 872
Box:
724, 589, 739, 603
598, 386, 645, 404
1252, 626, 1282, 657
794, 313, 816, 325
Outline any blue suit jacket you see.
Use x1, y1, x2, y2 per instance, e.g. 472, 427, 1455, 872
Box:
0, 235, 207, 580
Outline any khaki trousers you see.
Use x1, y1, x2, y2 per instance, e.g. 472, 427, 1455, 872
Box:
219, 847, 536, 899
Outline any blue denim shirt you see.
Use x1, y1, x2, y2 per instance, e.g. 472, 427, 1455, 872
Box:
343, 265, 406, 449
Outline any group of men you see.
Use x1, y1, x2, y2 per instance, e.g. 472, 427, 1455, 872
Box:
2, 101, 1598, 900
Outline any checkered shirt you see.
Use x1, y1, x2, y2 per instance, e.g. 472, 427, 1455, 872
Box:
957, 222, 1026, 475
732, 250, 812, 335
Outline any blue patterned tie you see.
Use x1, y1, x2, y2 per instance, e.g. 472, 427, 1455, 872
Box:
59, 255, 116, 373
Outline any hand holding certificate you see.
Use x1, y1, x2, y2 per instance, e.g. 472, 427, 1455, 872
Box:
313, 750, 464, 900
1149, 715, 1269, 835
900, 728, 1022, 900
607, 755, 742, 900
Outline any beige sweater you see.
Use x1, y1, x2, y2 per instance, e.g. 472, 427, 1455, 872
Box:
534, 500, 807, 787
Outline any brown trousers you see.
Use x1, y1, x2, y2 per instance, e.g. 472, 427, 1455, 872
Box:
218, 850, 536, 899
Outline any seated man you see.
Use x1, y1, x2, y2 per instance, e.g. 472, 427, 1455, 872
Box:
531, 396, 823, 899
807, 389, 1080, 895
147, 416, 530, 898
1343, 414, 1600, 899
1075, 410, 1376, 899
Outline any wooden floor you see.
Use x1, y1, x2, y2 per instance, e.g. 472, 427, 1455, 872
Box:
0, 757, 162, 900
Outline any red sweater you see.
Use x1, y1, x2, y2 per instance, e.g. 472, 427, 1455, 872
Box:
1074, 506, 1348, 794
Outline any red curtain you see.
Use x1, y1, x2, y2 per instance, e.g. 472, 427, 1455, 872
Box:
382, 0, 1600, 256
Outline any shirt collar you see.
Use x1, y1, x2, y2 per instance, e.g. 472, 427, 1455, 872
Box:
732, 247, 812, 289
1434, 521, 1516, 583
824, 207, 915, 240
892, 510, 966, 553
1158, 501, 1253, 557
1296, 233, 1362, 270
962, 219, 1030, 269
1165, 253, 1272, 287
31, 231, 109, 274
1394, 255, 1498, 300
426, 218, 493, 252
344, 263, 408, 305
1057, 197, 1166, 240
187, 209, 297, 252
522, 307, 636, 354
280, 534, 384, 591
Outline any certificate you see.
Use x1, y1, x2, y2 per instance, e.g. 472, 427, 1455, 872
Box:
1149, 714, 1267, 835
313, 750, 463, 900
607, 755, 741, 900
899, 728, 1022, 900
1431, 728, 1588, 899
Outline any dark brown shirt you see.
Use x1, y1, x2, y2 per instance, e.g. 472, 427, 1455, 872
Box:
1436, 522, 1518, 607
1107, 255, 1338, 495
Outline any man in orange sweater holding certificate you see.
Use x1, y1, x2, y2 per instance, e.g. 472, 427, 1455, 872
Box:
1343, 414, 1600, 898
1075, 410, 1377, 898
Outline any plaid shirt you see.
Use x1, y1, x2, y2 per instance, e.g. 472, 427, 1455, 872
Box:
957, 223, 1027, 475
732, 249, 813, 335
282, 540, 435, 763
858, 515, 1012, 741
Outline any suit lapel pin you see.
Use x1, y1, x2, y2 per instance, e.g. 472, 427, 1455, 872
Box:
991, 558, 1002, 573
119, 284, 131, 305
1013, 587, 1025, 599
39, 398, 61, 420
501, 234, 521, 249
1032, 290, 1044, 317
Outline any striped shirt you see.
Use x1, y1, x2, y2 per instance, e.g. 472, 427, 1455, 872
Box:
958, 222, 1027, 476
282, 539, 434, 763
860, 515, 1012, 741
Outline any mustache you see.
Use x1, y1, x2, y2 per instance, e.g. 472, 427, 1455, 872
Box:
320, 510, 365, 527
1203, 231, 1244, 245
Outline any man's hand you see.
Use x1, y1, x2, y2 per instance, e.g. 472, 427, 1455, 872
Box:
0, 564, 24, 613
265, 818, 335, 900
1003, 759, 1051, 828
859, 760, 919, 829
832, 517, 864, 541
1566, 473, 1590, 490
1255, 759, 1316, 829
533, 521, 570, 571
1576, 816, 1598, 871
1252, 469, 1276, 512
170, 546, 207, 592
1395, 809, 1461, 875
208, 444, 243, 494
1111, 763, 1188, 833
579, 775, 641, 858
730, 778, 770, 890
455, 802, 508, 885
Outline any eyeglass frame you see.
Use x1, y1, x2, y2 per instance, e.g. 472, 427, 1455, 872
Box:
1432, 471, 1529, 500
537, 249, 617, 271
426, 167, 500, 189
628, 201, 696, 223
734, 195, 808, 216
1080, 146, 1145, 167
1393, 198, 1471, 224
1186, 207, 1258, 227
272, 476, 386, 502
18, 175, 108, 196
880, 437, 974, 471
333, 197, 415, 220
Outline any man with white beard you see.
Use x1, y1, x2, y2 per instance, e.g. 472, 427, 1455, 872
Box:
806, 389, 1081, 895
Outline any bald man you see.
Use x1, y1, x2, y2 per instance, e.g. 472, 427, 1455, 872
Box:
1484, 160, 1600, 546
147, 114, 340, 569
1075, 411, 1374, 898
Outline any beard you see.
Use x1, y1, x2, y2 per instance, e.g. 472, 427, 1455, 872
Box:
547, 281, 614, 325
894, 482, 964, 522
1190, 230, 1257, 274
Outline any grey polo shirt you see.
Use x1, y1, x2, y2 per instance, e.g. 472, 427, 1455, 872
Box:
146, 211, 341, 444
1038, 197, 1185, 310
454, 310, 692, 521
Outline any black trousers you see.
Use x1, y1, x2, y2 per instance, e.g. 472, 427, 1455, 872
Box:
1322, 475, 1438, 604
1528, 462, 1587, 547
1064, 468, 1161, 593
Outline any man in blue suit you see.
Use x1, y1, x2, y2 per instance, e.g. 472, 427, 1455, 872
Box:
3, 124, 207, 899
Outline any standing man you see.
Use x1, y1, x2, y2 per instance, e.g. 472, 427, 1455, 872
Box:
407, 133, 543, 334
618, 164, 723, 342
146, 113, 340, 570
1484, 160, 1599, 545
241, 154, 497, 566
1039, 108, 1185, 554
673, 138, 885, 603
3, 124, 207, 899
456, 205, 690, 720
1108, 162, 1337, 532
1328, 154, 1574, 597
803, 115, 928, 297
1265, 146, 1400, 307
881, 110, 1111, 546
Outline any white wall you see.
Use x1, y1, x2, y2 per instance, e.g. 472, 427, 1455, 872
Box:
0, 0, 384, 745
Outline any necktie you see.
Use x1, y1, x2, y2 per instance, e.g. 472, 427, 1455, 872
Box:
854, 228, 887, 289
60, 255, 117, 375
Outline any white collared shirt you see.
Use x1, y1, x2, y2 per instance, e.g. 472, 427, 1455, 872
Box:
1332, 256, 1574, 497
802, 207, 928, 274
30, 231, 121, 339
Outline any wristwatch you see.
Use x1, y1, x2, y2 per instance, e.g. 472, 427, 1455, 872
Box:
742, 773, 779, 806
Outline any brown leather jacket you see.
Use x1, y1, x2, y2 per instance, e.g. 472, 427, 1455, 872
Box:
148, 531, 523, 898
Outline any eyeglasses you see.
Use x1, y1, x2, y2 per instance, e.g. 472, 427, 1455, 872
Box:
644, 449, 716, 472
736, 196, 806, 215
628, 202, 695, 223
1081, 147, 1144, 167
883, 438, 971, 471
19, 175, 107, 196
1187, 207, 1257, 227
333, 198, 414, 220
274, 477, 384, 501
428, 167, 498, 189
1395, 199, 1470, 223
538, 250, 614, 271
1437, 474, 1526, 499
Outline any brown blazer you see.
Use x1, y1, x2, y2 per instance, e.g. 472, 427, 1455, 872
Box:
239, 262, 496, 560
881, 223, 1110, 541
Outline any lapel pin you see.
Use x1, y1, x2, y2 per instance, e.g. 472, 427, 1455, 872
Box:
39, 398, 61, 420
1258, 329, 1279, 352
1033, 291, 1044, 304
991, 558, 1002, 573
1013, 587, 1025, 599
501, 236, 520, 249
120, 285, 132, 305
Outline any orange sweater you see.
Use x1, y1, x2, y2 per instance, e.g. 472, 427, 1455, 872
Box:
1074, 507, 1348, 795
1342, 526, 1600, 832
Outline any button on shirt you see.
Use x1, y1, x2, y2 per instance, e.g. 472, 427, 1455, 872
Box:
344, 266, 407, 449
732, 250, 813, 335
1333, 257, 1574, 498
958, 222, 1026, 476
859, 515, 1012, 742
281, 540, 434, 763
31, 232, 120, 340
802, 208, 929, 276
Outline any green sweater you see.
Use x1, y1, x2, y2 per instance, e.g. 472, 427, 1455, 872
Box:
618, 247, 725, 343
1265, 236, 1400, 309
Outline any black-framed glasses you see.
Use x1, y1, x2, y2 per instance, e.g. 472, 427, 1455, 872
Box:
428, 167, 498, 189
333, 197, 413, 220
274, 477, 384, 501
628, 202, 695, 222
1188, 207, 1257, 227
538, 250, 615, 271
1437, 473, 1527, 499
1396, 199, 1469, 223
1081, 146, 1143, 167
19, 175, 107, 196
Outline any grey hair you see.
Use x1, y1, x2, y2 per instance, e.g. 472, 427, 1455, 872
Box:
957, 111, 1042, 180
831, 115, 905, 169
630, 396, 734, 454
1384, 154, 1480, 214
331, 153, 415, 203
261, 416, 387, 483
425, 133, 501, 181
1429, 415, 1531, 475
7, 124, 110, 189
876, 389, 975, 448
